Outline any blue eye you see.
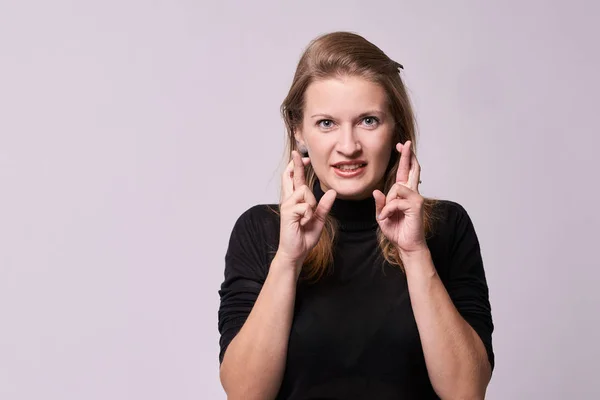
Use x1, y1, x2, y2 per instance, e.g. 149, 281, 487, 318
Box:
317, 119, 334, 129
362, 116, 380, 127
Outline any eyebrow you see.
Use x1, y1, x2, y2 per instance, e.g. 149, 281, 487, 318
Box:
310, 110, 385, 119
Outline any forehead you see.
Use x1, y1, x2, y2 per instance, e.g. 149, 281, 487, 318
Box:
303, 76, 388, 116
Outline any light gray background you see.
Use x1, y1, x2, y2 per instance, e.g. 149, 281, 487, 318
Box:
1, 1, 598, 399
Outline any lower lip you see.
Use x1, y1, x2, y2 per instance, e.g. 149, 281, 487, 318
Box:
333, 165, 366, 178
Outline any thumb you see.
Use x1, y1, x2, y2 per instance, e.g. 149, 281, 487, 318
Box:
313, 189, 337, 226
373, 190, 386, 219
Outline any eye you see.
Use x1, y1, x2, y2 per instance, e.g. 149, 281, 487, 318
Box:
362, 116, 380, 128
317, 119, 334, 129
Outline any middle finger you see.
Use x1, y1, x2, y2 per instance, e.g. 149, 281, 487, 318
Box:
406, 153, 422, 192
292, 150, 307, 190
396, 141, 412, 183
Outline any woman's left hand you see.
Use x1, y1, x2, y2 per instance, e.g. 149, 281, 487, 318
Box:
373, 140, 428, 257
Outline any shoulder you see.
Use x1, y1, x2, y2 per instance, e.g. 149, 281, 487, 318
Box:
438, 199, 473, 224
228, 203, 281, 245
425, 198, 482, 257
425, 198, 486, 280
427, 198, 474, 235
232, 203, 280, 229
224, 204, 281, 273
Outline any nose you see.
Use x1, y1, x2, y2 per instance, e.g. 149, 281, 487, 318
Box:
336, 125, 362, 157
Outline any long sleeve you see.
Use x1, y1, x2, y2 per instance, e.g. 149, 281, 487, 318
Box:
443, 201, 495, 371
217, 205, 278, 364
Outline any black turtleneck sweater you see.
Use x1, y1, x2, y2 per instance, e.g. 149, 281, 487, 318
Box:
218, 181, 494, 399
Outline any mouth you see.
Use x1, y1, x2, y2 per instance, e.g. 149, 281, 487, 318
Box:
332, 161, 367, 170
332, 162, 367, 177
333, 164, 366, 171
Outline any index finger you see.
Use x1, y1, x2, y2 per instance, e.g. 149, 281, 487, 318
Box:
292, 150, 306, 189
396, 141, 412, 183
281, 158, 295, 201
281, 154, 310, 202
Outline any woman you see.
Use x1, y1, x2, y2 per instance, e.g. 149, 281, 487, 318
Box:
217, 31, 494, 400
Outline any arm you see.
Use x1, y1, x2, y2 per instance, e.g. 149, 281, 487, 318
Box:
403, 248, 492, 400
375, 141, 493, 398
219, 153, 335, 399
220, 253, 299, 400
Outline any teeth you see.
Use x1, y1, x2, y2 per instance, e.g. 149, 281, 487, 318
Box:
337, 164, 364, 171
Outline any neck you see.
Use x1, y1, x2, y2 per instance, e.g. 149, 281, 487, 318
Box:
313, 179, 378, 232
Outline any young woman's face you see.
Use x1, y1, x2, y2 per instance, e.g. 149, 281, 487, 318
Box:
295, 76, 395, 200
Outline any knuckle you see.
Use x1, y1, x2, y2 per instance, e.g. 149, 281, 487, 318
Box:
313, 212, 325, 224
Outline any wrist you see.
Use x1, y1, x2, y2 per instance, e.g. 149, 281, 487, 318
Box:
398, 246, 436, 277
398, 245, 430, 261
272, 251, 304, 279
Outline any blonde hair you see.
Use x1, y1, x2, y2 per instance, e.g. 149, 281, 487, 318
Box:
280, 31, 441, 282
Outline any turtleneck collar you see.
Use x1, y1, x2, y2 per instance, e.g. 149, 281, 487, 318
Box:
312, 178, 378, 232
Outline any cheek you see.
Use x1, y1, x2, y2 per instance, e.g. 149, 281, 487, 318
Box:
366, 137, 393, 164
305, 136, 333, 160
374, 153, 392, 174
309, 149, 331, 169
371, 148, 394, 177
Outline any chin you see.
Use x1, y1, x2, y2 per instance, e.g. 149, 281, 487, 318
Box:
326, 177, 375, 200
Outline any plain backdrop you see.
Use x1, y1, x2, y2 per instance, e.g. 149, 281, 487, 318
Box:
1, 1, 599, 399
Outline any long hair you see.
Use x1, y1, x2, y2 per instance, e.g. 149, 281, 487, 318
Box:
279, 31, 441, 282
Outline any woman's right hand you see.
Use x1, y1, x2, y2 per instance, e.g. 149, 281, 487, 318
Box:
276, 151, 337, 273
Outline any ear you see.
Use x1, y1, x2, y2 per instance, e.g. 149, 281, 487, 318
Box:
293, 128, 309, 156
293, 127, 304, 147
